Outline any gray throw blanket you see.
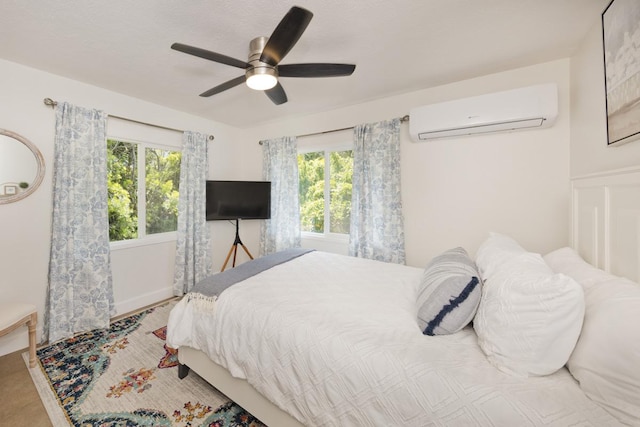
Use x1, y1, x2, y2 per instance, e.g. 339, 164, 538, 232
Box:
189, 248, 314, 299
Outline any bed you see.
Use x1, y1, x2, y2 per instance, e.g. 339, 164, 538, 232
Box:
166, 168, 640, 427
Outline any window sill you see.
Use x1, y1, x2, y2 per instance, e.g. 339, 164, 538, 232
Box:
301, 232, 349, 243
110, 232, 177, 251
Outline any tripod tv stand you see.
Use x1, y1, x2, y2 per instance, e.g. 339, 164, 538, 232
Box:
221, 219, 254, 271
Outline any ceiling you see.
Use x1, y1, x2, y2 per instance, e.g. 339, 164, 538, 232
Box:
0, 0, 609, 128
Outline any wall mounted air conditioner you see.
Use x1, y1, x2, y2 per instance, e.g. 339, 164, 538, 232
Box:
409, 83, 558, 141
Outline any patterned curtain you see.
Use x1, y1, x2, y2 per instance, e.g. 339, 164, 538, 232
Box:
45, 102, 114, 343
173, 131, 212, 295
260, 136, 301, 255
349, 118, 406, 264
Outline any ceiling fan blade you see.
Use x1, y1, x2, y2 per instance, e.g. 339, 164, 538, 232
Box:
260, 7, 313, 66
172, 43, 249, 69
199, 75, 246, 97
278, 63, 356, 78
265, 82, 288, 105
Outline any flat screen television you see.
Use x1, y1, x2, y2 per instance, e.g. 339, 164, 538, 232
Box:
205, 180, 271, 220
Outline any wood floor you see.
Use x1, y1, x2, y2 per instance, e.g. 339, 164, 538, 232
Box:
0, 348, 52, 426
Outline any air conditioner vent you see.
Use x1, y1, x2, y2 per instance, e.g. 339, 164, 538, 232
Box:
410, 84, 557, 141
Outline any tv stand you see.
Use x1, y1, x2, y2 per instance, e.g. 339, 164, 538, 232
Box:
221, 219, 254, 271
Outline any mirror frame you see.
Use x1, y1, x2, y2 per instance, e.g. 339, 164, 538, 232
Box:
0, 129, 45, 205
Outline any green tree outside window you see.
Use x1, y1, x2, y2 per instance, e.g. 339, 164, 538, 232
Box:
107, 139, 181, 242
298, 149, 352, 235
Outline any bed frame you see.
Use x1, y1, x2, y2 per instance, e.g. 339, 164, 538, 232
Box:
178, 346, 304, 426
178, 166, 640, 427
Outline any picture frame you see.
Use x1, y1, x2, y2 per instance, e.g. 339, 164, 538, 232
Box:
602, 0, 640, 146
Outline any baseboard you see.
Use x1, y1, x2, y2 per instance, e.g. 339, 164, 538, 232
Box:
113, 287, 175, 318
0, 288, 176, 358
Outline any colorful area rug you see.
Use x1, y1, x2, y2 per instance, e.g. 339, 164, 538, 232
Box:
25, 301, 266, 426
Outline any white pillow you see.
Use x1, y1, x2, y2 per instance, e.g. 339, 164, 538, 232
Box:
474, 233, 585, 377
544, 247, 640, 425
542, 247, 612, 291
474, 232, 526, 279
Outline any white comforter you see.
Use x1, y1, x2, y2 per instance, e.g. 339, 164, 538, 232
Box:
167, 251, 620, 426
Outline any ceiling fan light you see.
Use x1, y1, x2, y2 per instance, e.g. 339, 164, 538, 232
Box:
246, 73, 278, 90
246, 61, 278, 91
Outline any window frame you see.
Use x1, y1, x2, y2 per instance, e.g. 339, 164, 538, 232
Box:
298, 142, 352, 242
107, 136, 181, 250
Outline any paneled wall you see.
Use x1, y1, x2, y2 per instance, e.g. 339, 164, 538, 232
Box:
572, 168, 640, 282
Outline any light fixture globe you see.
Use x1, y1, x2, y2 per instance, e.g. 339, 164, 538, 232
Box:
246, 67, 277, 90
246, 36, 278, 91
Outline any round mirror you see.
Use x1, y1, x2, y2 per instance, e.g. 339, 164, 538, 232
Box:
0, 129, 45, 204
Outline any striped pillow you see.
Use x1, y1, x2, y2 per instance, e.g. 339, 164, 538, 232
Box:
417, 247, 483, 335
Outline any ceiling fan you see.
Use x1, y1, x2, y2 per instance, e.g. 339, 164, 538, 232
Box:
171, 6, 356, 105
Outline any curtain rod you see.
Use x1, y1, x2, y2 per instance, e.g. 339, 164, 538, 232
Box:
258, 114, 410, 144
43, 98, 214, 140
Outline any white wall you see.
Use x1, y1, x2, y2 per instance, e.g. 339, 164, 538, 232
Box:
0, 56, 576, 358
0, 58, 244, 357
570, 21, 640, 176
240, 59, 573, 268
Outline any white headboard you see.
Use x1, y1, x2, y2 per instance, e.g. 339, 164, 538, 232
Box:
572, 166, 640, 283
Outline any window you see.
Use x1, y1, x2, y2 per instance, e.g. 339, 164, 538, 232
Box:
107, 138, 181, 242
298, 148, 352, 235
